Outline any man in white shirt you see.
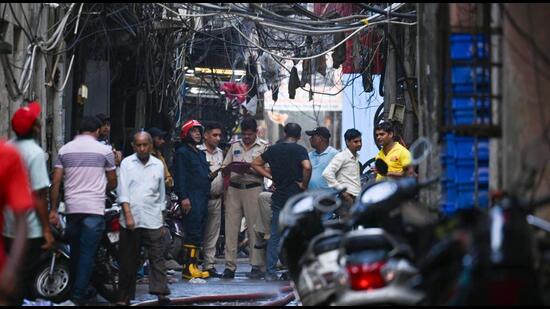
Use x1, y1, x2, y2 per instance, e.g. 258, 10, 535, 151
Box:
322, 129, 362, 208
197, 122, 224, 278
117, 132, 170, 306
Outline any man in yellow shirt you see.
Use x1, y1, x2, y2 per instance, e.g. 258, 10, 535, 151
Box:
374, 122, 414, 181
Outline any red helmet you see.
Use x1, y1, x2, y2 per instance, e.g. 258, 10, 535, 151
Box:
180, 119, 204, 139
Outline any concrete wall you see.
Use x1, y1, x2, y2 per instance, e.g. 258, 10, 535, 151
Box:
0, 4, 69, 168
501, 4, 550, 206
416, 3, 445, 210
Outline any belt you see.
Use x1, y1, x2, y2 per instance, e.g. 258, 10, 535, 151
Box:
229, 182, 262, 190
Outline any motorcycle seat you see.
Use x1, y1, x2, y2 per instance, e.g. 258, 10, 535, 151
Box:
313, 234, 342, 255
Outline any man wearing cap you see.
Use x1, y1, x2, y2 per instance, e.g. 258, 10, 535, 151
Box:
173, 120, 211, 279
148, 127, 174, 191
49, 116, 118, 305
306, 127, 339, 191
3, 101, 53, 305
220, 117, 269, 279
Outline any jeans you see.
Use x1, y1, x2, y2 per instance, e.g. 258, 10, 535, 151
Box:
266, 200, 284, 274
66, 214, 105, 302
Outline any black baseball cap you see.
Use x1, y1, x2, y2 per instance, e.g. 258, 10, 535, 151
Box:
148, 127, 167, 139
305, 127, 331, 139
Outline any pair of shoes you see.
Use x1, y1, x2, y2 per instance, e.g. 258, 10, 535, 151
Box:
205, 267, 220, 278
246, 267, 265, 279
158, 296, 171, 306
221, 268, 235, 279
264, 272, 279, 282
254, 239, 267, 249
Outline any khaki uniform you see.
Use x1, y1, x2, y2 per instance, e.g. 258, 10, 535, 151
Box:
152, 149, 174, 190
222, 138, 269, 271
198, 144, 224, 271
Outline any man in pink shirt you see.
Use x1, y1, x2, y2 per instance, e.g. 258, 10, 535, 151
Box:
49, 116, 117, 305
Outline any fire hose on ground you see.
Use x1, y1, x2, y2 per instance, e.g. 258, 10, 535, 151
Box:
131, 285, 295, 306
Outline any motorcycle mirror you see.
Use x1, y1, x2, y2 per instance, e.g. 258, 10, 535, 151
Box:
375, 158, 388, 176
314, 194, 341, 213
409, 137, 432, 166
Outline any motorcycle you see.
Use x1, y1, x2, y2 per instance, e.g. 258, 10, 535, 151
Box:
163, 192, 185, 263
279, 137, 434, 306
31, 199, 121, 303
329, 138, 434, 306
279, 188, 346, 306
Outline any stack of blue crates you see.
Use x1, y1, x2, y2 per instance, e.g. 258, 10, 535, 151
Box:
441, 33, 491, 215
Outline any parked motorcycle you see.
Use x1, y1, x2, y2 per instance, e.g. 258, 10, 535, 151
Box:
279, 188, 346, 306
329, 138, 434, 306
31, 203, 121, 303
163, 192, 185, 263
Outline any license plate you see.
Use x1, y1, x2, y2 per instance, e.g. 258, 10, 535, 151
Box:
107, 231, 119, 243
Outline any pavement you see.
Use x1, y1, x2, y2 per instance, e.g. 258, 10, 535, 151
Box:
90, 257, 295, 306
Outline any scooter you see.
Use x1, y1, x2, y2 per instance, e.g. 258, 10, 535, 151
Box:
329, 137, 434, 306
278, 188, 346, 306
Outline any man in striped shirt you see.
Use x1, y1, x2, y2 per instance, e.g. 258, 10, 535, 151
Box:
49, 116, 117, 305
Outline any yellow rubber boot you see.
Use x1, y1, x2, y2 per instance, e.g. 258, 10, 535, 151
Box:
182, 244, 210, 279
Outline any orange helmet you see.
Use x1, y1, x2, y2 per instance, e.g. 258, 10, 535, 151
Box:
180, 119, 204, 139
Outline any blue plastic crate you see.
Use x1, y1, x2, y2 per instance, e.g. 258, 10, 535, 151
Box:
456, 187, 489, 209
451, 66, 490, 85
452, 110, 492, 125
444, 135, 490, 161
441, 202, 458, 216
450, 33, 489, 60
451, 97, 491, 112
442, 158, 457, 183
455, 163, 489, 186
452, 83, 491, 94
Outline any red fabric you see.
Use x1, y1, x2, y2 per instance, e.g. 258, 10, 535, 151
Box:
314, 4, 384, 74
0, 139, 34, 271
220, 82, 249, 104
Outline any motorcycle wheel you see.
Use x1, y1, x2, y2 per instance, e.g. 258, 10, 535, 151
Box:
31, 258, 72, 303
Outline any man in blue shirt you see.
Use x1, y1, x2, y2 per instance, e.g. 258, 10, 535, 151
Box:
306, 127, 338, 191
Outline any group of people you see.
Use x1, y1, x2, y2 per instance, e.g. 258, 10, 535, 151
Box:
0, 100, 413, 306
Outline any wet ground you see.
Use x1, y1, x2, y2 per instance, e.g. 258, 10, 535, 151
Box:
92, 258, 298, 306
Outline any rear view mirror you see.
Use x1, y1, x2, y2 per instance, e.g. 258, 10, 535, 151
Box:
409, 137, 432, 166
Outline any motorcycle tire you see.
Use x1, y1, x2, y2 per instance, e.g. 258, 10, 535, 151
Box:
31, 258, 72, 303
